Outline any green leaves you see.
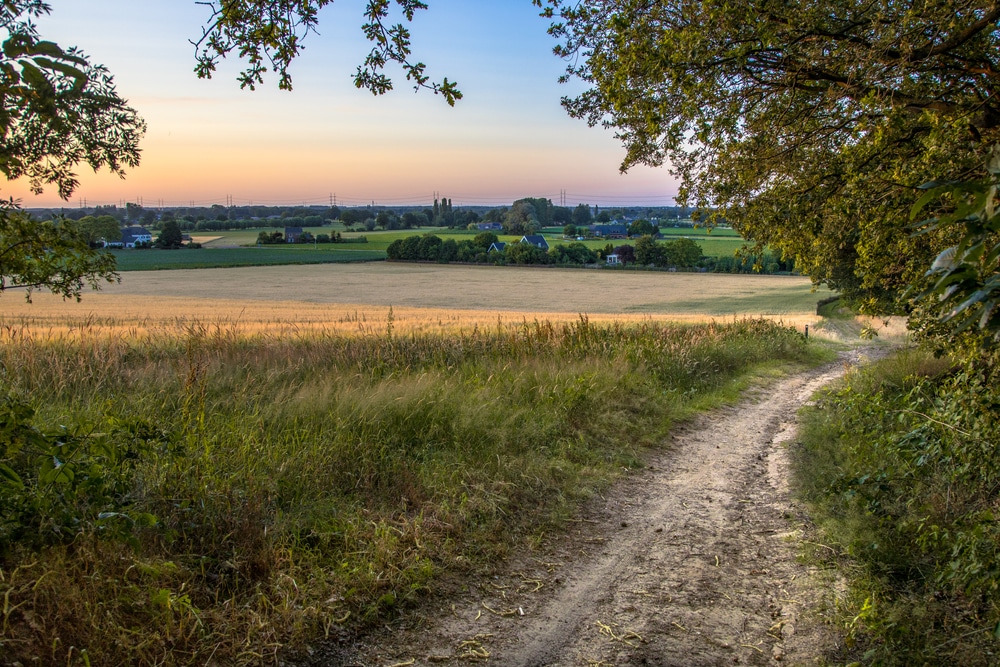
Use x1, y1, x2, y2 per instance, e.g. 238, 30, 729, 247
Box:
0, 390, 164, 554
194, 0, 462, 104
1, 1, 145, 199
910, 147, 1000, 338
0, 204, 119, 301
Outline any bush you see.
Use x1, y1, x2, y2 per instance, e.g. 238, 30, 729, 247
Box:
794, 349, 1000, 664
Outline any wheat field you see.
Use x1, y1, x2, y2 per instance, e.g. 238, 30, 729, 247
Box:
1, 263, 833, 336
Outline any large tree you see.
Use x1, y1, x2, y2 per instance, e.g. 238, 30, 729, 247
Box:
544, 0, 1000, 313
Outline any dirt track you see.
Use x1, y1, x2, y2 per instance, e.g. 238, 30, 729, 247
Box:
322, 355, 863, 666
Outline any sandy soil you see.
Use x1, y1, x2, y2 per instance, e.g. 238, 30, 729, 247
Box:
300, 354, 871, 667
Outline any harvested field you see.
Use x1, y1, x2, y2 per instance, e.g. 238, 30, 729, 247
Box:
1, 263, 833, 336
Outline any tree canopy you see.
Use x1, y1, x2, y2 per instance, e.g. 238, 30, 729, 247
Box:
1, 1, 144, 199
546, 0, 1000, 315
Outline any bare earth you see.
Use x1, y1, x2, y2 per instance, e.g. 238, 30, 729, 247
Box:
312, 354, 866, 667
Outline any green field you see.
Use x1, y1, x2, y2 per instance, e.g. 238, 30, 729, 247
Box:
194, 225, 748, 261
111, 246, 384, 271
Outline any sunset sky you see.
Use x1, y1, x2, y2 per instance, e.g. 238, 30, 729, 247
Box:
8, 1, 678, 209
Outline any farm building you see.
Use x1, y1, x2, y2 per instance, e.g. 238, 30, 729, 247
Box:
590, 224, 629, 239
488, 242, 507, 253
520, 235, 549, 250
284, 227, 304, 243
105, 226, 153, 248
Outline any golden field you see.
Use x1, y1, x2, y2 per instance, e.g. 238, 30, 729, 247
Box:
1, 263, 835, 336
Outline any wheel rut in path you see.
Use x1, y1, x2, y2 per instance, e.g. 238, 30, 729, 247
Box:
342, 357, 860, 667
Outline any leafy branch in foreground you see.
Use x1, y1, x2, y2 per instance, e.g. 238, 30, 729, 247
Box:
543, 0, 1000, 312
0, 201, 118, 301
1, 0, 145, 199
192, 0, 462, 104
911, 146, 1000, 338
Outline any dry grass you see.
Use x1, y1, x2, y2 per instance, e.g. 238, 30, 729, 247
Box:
1, 263, 832, 337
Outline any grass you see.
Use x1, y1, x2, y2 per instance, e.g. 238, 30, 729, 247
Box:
0, 315, 824, 665
111, 247, 385, 271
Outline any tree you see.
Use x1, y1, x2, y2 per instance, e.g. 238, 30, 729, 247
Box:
0, 203, 117, 300
628, 219, 655, 238
77, 215, 121, 247
471, 232, 499, 249
552, 206, 573, 225
571, 204, 592, 227
156, 220, 183, 249
664, 238, 703, 268
548, 0, 1000, 314
376, 209, 398, 230
0, 2, 144, 300
1, 2, 145, 199
634, 235, 664, 266
505, 241, 549, 265
503, 200, 540, 235
615, 244, 635, 266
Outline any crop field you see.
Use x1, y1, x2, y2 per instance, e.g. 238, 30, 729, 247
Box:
196, 226, 749, 259
111, 246, 384, 271
2, 263, 832, 337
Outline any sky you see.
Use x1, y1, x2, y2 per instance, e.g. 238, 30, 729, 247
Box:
7, 1, 678, 209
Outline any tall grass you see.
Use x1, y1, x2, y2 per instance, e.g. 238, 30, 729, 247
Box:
0, 316, 816, 665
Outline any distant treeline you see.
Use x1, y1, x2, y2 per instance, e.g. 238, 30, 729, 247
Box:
35, 200, 704, 233
387, 233, 794, 274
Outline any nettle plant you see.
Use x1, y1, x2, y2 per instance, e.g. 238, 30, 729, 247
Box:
0, 391, 160, 556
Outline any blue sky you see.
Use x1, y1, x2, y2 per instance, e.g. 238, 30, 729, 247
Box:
9, 1, 677, 208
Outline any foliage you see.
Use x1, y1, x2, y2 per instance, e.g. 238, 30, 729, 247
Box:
192, 0, 462, 104
544, 0, 1000, 312
628, 219, 655, 237
0, 203, 118, 300
910, 146, 1000, 338
634, 235, 704, 268
0, 391, 161, 556
549, 241, 596, 265
77, 215, 122, 246
156, 220, 184, 249
794, 350, 1000, 664
0, 0, 145, 199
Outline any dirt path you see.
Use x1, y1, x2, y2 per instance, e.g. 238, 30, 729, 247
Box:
330, 355, 863, 667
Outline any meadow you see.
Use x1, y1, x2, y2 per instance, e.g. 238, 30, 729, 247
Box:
0, 260, 841, 665
0, 314, 823, 666
111, 246, 384, 271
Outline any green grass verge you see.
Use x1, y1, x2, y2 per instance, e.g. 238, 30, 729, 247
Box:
792, 348, 1000, 665
0, 317, 823, 666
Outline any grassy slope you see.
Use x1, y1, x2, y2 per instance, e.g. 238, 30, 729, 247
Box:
0, 318, 825, 666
